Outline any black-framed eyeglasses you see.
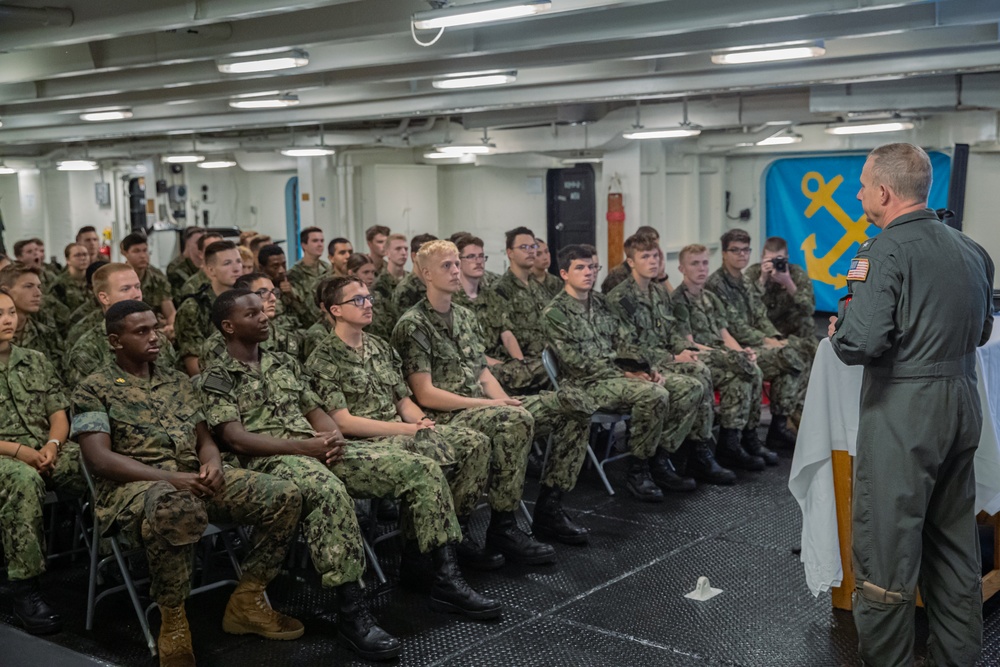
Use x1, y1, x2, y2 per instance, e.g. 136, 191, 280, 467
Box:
515, 244, 539, 251
337, 294, 376, 308
726, 247, 752, 255
253, 288, 282, 300
460, 254, 488, 262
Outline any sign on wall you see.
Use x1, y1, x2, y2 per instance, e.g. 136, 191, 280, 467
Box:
764, 152, 951, 312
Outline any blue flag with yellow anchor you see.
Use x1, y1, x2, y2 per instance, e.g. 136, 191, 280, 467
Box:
764, 152, 951, 312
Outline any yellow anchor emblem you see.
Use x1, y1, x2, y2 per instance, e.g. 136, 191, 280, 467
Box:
800, 172, 873, 289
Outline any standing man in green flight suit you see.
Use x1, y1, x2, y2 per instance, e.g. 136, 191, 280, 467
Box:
830, 143, 994, 667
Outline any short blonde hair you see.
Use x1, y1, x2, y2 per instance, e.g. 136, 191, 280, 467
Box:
416, 240, 458, 270
678, 244, 709, 264
387, 232, 407, 244
92, 263, 137, 297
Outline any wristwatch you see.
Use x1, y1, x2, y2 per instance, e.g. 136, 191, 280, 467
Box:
46, 439, 62, 452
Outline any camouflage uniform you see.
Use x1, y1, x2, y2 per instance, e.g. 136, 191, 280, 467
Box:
0, 346, 83, 581
65, 320, 179, 387
14, 316, 65, 376
745, 262, 819, 355
38, 296, 73, 332
372, 270, 401, 306
199, 320, 303, 371
177, 270, 210, 299
137, 266, 173, 320
166, 255, 198, 295
46, 271, 90, 315
174, 287, 217, 364
71, 362, 302, 607
534, 272, 563, 300
201, 350, 461, 563
480, 269, 501, 290
391, 272, 426, 316
543, 290, 702, 457
393, 299, 594, 499
607, 274, 718, 442
302, 319, 332, 362
67, 301, 102, 342
672, 283, 763, 430
275, 288, 319, 331
286, 259, 330, 324
306, 331, 490, 518
705, 268, 808, 417
600, 262, 631, 294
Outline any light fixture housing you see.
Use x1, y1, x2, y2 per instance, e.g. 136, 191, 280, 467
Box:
57, 160, 99, 171
0, 165, 17, 174
433, 143, 494, 155
423, 152, 477, 163
825, 120, 915, 136
280, 147, 335, 157
229, 94, 299, 110
433, 71, 517, 89
162, 154, 205, 164
623, 127, 701, 140
561, 156, 603, 165
80, 109, 133, 122
712, 43, 825, 65
756, 134, 803, 146
197, 160, 238, 169
217, 49, 309, 74
413, 0, 551, 30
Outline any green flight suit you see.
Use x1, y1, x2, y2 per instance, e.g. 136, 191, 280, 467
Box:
831, 209, 995, 667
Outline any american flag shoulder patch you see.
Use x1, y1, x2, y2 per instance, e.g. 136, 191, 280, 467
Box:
847, 258, 870, 281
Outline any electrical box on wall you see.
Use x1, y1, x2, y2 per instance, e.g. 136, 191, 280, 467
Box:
94, 182, 111, 208
168, 185, 187, 205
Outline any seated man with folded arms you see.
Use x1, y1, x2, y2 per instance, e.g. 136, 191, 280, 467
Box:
0, 289, 83, 635
72, 300, 304, 667
65, 263, 179, 387
543, 244, 705, 502
201, 290, 500, 658
393, 240, 595, 550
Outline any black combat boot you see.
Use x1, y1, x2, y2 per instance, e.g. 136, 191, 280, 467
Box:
455, 520, 505, 570
625, 457, 664, 502
398, 540, 433, 593
376, 497, 399, 522
766, 415, 798, 450
650, 448, 697, 492
532, 485, 589, 545
335, 581, 401, 661
485, 511, 557, 565
429, 544, 503, 620
11, 577, 62, 635
686, 440, 737, 485
668, 439, 692, 475
715, 427, 765, 471
742, 428, 779, 466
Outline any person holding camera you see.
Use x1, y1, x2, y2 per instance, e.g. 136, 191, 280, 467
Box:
745, 237, 817, 351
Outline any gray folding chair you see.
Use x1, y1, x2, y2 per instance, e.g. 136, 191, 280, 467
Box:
541, 348, 631, 495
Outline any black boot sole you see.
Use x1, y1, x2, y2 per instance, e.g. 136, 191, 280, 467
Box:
429, 596, 504, 620
456, 551, 506, 571
625, 483, 665, 503
337, 633, 402, 661
484, 538, 557, 565
532, 523, 590, 545
15, 616, 62, 636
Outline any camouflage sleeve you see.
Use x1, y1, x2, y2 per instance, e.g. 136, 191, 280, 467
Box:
542, 306, 610, 379
40, 354, 69, 416
174, 300, 202, 359
789, 265, 816, 317
475, 287, 507, 351
392, 317, 433, 378
70, 379, 110, 436
150, 269, 173, 303
748, 287, 780, 338
289, 358, 323, 416
198, 368, 242, 427
310, 369, 349, 413
389, 347, 412, 402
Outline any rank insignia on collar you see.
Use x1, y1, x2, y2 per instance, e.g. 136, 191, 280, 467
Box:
114, 377, 126, 384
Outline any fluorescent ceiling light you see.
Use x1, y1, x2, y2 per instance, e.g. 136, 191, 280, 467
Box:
825, 121, 915, 136
57, 160, 98, 171
0, 166, 17, 174
280, 147, 335, 157
413, 0, 551, 30
561, 157, 603, 164
229, 94, 299, 110
197, 160, 237, 169
434, 144, 494, 155
433, 72, 516, 89
80, 109, 133, 122
217, 49, 308, 74
163, 154, 205, 164
756, 134, 803, 146
423, 152, 477, 163
623, 127, 701, 140
712, 44, 825, 65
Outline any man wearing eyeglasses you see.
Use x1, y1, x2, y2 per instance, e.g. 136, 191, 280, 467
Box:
705, 229, 805, 449
452, 234, 489, 314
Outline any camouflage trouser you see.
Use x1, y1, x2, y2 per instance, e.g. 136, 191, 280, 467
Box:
753, 344, 805, 417
698, 349, 763, 430
657, 361, 715, 442
492, 357, 551, 395
244, 455, 366, 588
569, 377, 672, 460
434, 405, 535, 512
373, 423, 490, 518
330, 440, 464, 553
788, 335, 818, 415
107, 467, 302, 607
0, 443, 84, 581
520, 386, 596, 492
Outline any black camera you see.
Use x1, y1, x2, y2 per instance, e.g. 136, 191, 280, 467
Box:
771, 256, 788, 272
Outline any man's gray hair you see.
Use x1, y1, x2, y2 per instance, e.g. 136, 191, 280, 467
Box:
867, 143, 932, 204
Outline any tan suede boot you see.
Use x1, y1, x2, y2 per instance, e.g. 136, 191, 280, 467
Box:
222, 577, 304, 640
158, 604, 196, 667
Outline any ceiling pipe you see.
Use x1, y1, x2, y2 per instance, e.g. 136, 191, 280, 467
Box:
0, 4, 73, 26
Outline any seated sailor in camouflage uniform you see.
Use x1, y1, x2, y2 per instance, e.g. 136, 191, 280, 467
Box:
120, 232, 177, 339
674, 244, 773, 468
0, 263, 65, 376
531, 238, 563, 300
46, 242, 91, 315
166, 227, 204, 295
256, 244, 317, 331
704, 229, 805, 449
64, 263, 179, 387
72, 300, 304, 667
391, 233, 437, 316
372, 233, 408, 305
175, 232, 223, 300
393, 240, 595, 551
606, 234, 743, 483
0, 289, 83, 636
286, 226, 330, 325
542, 244, 704, 503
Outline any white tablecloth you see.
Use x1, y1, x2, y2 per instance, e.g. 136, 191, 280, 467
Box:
789, 330, 1000, 596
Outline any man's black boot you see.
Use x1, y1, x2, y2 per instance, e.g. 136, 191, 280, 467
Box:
455, 520, 505, 571
742, 428, 779, 466
668, 439, 692, 475
686, 440, 737, 485
335, 581, 401, 661
715, 427, 765, 471
485, 510, 556, 565
398, 540, 433, 593
650, 448, 697, 492
429, 544, 503, 620
766, 415, 798, 450
532, 485, 589, 545
11, 577, 62, 635
625, 458, 664, 502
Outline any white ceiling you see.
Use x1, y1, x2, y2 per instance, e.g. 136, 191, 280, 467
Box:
2, 0, 1000, 161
